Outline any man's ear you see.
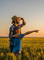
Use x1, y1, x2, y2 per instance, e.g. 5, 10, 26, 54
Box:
16, 19, 19, 24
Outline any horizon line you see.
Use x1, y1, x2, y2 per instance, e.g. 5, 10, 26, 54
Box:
0, 36, 44, 38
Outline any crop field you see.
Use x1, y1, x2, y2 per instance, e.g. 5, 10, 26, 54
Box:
0, 38, 44, 60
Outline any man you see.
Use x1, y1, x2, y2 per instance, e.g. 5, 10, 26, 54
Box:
9, 15, 26, 53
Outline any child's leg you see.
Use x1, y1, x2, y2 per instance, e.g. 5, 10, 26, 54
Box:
13, 51, 21, 60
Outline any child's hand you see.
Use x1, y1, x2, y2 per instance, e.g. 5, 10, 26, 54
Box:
34, 30, 39, 33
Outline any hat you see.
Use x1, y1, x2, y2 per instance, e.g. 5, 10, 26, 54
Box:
12, 15, 20, 21
11, 15, 20, 24
13, 26, 20, 31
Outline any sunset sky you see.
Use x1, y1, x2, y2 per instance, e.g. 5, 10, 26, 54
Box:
0, 0, 44, 37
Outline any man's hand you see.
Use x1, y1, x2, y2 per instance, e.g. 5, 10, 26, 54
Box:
16, 34, 21, 38
12, 34, 21, 38
20, 18, 24, 20
20, 18, 26, 24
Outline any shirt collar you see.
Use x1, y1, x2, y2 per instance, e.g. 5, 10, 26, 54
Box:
13, 24, 16, 26
13, 24, 19, 26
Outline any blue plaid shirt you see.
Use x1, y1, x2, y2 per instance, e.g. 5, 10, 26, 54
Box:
9, 23, 25, 39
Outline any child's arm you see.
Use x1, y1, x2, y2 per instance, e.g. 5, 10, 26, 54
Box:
24, 30, 39, 36
12, 30, 39, 38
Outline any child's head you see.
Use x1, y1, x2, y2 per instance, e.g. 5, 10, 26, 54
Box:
13, 26, 20, 34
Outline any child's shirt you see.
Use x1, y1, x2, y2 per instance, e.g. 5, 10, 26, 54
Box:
12, 34, 24, 52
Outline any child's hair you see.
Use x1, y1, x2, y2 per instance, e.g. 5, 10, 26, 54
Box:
13, 26, 20, 34
13, 30, 16, 35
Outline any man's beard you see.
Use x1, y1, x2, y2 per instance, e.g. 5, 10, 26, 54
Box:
17, 22, 19, 24
16, 20, 20, 24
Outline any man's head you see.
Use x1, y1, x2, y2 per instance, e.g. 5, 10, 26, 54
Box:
11, 15, 20, 24
13, 26, 20, 34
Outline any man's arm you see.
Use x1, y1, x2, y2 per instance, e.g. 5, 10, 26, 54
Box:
19, 18, 26, 28
24, 30, 39, 36
12, 34, 21, 38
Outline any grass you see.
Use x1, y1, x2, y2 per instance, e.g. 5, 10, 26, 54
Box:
0, 37, 44, 60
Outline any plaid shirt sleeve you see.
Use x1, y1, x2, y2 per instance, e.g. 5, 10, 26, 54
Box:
9, 27, 13, 39
18, 23, 25, 27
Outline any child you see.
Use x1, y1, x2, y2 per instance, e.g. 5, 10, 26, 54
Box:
12, 26, 39, 56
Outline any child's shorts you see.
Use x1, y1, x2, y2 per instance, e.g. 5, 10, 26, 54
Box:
13, 51, 21, 55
